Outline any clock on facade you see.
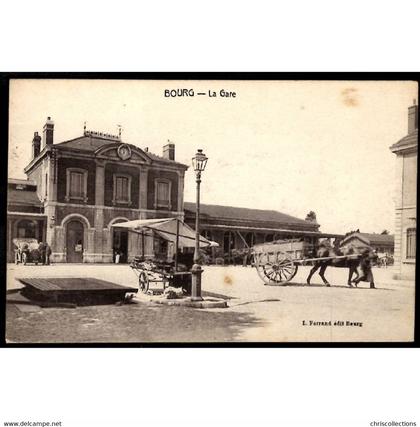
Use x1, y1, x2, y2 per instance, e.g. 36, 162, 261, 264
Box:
117, 144, 132, 160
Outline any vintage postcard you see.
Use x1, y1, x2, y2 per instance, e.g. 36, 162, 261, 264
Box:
5, 78, 418, 343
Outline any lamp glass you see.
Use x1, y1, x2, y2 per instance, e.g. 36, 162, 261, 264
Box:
192, 149, 208, 172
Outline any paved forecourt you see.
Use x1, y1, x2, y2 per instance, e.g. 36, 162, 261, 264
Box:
6, 263, 415, 343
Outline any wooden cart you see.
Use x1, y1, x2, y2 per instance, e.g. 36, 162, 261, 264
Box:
252, 239, 360, 285
114, 218, 217, 294
130, 258, 192, 294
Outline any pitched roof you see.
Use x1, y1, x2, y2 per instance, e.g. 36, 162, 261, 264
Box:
184, 202, 316, 228
8, 187, 42, 207
8, 178, 36, 186
360, 233, 394, 246
390, 129, 418, 152
57, 135, 114, 152
55, 135, 187, 167
342, 232, 394, 246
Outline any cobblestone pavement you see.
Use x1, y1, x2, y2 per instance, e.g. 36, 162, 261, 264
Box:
6, 263, 415, 343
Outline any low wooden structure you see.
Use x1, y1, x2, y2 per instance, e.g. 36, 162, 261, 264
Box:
18, 277, 137, 305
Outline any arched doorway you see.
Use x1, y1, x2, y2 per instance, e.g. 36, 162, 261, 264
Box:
112, 219, 129, 263
66, 220, 84, 263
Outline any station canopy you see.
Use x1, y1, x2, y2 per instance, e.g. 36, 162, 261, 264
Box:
111, 218, 218, 248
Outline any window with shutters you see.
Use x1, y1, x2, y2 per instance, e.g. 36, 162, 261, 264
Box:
113, 174, 132, 205
65, 168, 88, 202
406, 228, 416, 259
154, 179, 172, 209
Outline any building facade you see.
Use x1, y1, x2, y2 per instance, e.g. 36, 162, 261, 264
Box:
7, 117, 188, 263
184, 202, 340, 262
390, 102, 418, 280
7, 178, 47, 262
8, 117, 340, 264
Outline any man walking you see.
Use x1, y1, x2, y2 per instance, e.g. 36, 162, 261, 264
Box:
353, 248, 377, 289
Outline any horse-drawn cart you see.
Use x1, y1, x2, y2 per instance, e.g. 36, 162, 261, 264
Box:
13, 238, 41, 265
252, 239, 361, 285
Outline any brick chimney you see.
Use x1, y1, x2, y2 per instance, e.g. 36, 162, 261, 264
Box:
32, 131, 41, 158
163, 142, 175, 160
43, 116, 54, 148
408, 100, 418, 134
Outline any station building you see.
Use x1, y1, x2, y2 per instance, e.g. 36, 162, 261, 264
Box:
7, 117, 337, 264
183, 202, 332, 262
7, 117, 187, 263
390, 102, 418, 279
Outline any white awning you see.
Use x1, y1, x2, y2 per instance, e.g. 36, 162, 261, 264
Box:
111, 218, 218, 248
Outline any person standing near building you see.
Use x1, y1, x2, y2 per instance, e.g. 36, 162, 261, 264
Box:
44, 242, 52, 265
38, 242, 46, 264
353, 248, 377, 289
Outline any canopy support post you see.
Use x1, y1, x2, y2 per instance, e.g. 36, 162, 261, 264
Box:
141, 230, 145, 259
236, 230, 249, 249
175, 218, 179, 271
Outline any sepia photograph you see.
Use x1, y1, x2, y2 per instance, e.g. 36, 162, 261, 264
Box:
4, 78, 418, 343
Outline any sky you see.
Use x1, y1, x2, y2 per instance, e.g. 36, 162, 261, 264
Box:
8, 79, 418, 234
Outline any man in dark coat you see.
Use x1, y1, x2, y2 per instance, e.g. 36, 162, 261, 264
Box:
353, 248, 377, 288
38, 242, 46, 264
44, 242, 52, 265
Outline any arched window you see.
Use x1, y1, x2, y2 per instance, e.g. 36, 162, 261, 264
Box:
406, 228, 416, 259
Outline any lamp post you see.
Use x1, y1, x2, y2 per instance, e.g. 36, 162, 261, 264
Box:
191, 149, 208, 301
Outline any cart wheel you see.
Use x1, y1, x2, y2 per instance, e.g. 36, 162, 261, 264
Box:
139, 272, 149, 293
254, 252, 297, 285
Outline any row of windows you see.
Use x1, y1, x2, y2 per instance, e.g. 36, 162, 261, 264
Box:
64, 168, 172, 209
406, 228, 416, 259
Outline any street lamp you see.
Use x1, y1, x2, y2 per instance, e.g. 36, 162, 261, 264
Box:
191, 149, 208, 301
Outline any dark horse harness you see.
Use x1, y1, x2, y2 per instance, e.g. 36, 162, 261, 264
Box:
306, 244, 367, 287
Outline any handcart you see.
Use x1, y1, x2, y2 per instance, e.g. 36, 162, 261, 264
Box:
130, 258, 174, 293
112, 218, 217, 294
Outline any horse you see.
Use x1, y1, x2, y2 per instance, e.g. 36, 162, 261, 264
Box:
306, 240, 361, 287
